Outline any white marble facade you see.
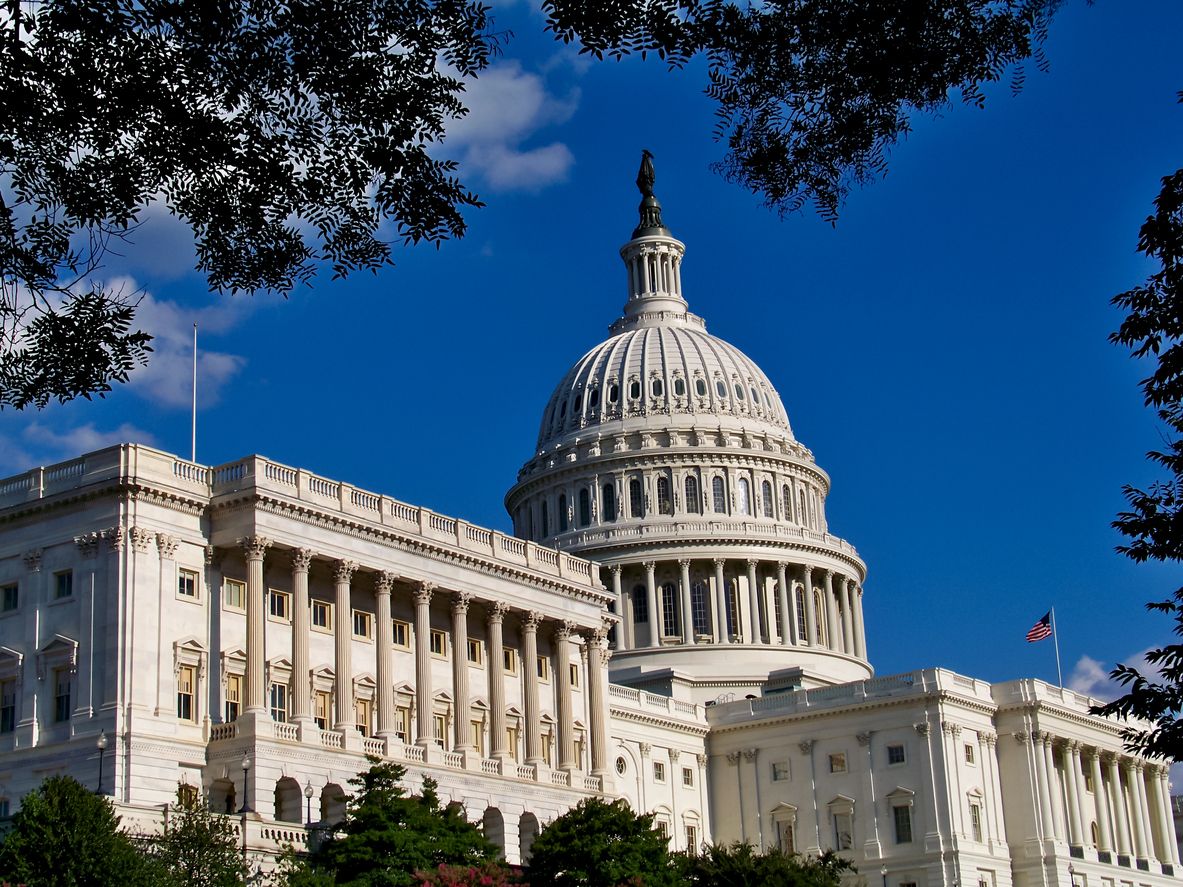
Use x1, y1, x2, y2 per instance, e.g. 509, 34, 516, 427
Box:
0, 174, 1176, 885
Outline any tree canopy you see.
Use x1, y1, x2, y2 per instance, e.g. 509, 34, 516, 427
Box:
673, 843, 853, 887
150, 785, 245, 887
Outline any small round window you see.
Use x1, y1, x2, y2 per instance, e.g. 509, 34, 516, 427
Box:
589, 388, 600, 408
615, 756, 627, 775
674, 378, 686, 396
734, 384, 745, 400
651, 378, 664, 397
715, 380, 727, 398
629, 381, 641, 399
695, 378, 707, 397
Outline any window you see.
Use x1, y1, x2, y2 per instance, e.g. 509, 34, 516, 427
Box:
573, 394, 582, 413
588, 388, 600, 409
393, 620, 410, 647
536, 656, 550, 681
712, 476, 726, 513
467, 638, 483, 664
503, 648, 518, 674
686, 824, 698, 853
632, 586, 648, 623
833, 812, 853, 850
541, 501, 549, 536
715, 379, 727, 398
314, 690, 331, 730
674, 378, 686, 397
542, 729, 553, 765
225, 674, 242, 722
178, 568, 199, 599
506, 724, 520, 760
782, 484, 792, 520
777, 819, 795, 853
762, 481, 774, 517
54, 570, 72, 600
737, 477, 751, 515
579, 488, 591, 526
726, 581, 740, 639
653, 761, 666, 782
569, 663, 580, 687
691, 582, 710, 637
887, 744, 906, 765
53, 668, 71, 722
433, 714, 447, 748
352, 609, 373, 639
0, 584, 16, 613
0, 800, 9, 818
395, 706, 411, 743
629, 479, 644, 518
602, 484, 616, 521
964, 743, 976, 765
177, 665, 196, 722
695, 378, 706, 397
608, 383, 619, 403
355, 698, 371, 736
657, 476, 673, 515
795, 587, 808, 642
682, 767, 694, 787
616, 756, 628, 775
311, 600, 333, 631
771, 760, 790, 782
629, 380, 641, 400
892, 805, 913, 844
0, 679, 15, 733
558, 494, 568, 532
734, 382, 745, 400
651, 377, 664, 397
430, 629, 447, 657
268, 589, 291, 622
269, 683, 288, 722
970, 801, 983, 841
223, 579, 246, 612
656, 819, 669, 840
828, 752, 847, 773
471, 719, 485, 756
685, 476, 700, 514
661, 582, 679, 638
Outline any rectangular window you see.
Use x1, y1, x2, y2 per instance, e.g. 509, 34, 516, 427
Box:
430, 629, 447, 657
536, 656, 550, 681
355, 698, 371, 736
887, 744, 906, 765
575, 736, 585, 769
0, 800, 9, 818
311, 600, 332, 631
892, 805, 913, 844
177, 665, 195, 722
503, 648, 518, 674
506, 724, 520, 760
656, 819, 669, 840
53, 669, 71, 722
177, 569, 199, 599
223, 579, 246, 612
964, 743, 976, 765
225, 674, 242, 722
661, 585, 679, 638
471, 719, 485, 756
269, 682, 288, 722
833, 812, 853, 850
467, 639, 483, 664
686, 825, 698, 854
682, 767, 694, 787
569, 663, 580, 687
54, 570, 73, 600
314, 690, 331, 730
542, 731, 553, 765
352, 609, 373, 639
268, 589, 291, 622
771, 760, 790, 782
778, 820, 795, 853
0, 679, 15, 733
653, 761, 666, 782
393, 620, 410, 648
433, 713, 447, 748
632, 590, 649, 624
395, 706, 411, 743
829, 752, 847, 773
970, 802, 983, 842
1, 584, 18, 612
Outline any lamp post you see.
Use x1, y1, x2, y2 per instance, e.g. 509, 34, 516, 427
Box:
239, 754, 252, 813
880, 865, 888, 887
304, 780, 314, 827
95, 731, 108, 794
1068, 863, 1078, 887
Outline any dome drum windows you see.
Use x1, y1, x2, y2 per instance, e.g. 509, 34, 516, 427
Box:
734, 383, 745, 401
651, 377, 664, 397
602, 484, 617, 522
673, 377, 686, 397
656, 476, 674, 516
588, 388, 600, 409
629, 478, 645, 518
608, 382, 620, 404
737, 477, 751, 516
578, 488, 591, 527
558, 494, 568, 533
684, 476, 701, 514
715, 380, 727, 399
712, 477, 726, 514
629, 379, 642, 400
761, 481, 774, 518
694, 378, 707, 397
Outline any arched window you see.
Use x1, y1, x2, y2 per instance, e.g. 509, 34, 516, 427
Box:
629, 479, 644, 518
660, 582, 679, 639
734, 383, 745, 401
629, 380, 641, 399
795, 587, 807, 642
573, 394, 582, 413
715, 380, 727, 398
762, 481, 774, 518
589, 388, 600, 408
798, 490, 807, 524
712, 477, 726, 513
737, 478, 751, 516
691, 581, 710, 637
814, 590, 826, 646
578, 488, 591, 527
684, 476, 700, 514
632, 586, 648, 624
782, 484, 792, 520
602, 484, 616, 522
726, 580, 740, 639
657, 476, 673, 515
541, 501, 549, 537
608, 383, 619, 403
558, 494, 568, 532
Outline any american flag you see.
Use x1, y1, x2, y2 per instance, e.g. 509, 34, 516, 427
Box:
1026, 612, 1052, 643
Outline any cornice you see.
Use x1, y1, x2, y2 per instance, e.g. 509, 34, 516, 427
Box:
609, 706, 710, 737
0, 478, 210, 532
995, 698, 1128, 738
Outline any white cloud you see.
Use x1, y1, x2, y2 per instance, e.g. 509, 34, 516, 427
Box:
467, 142, 576, 191
1068, 648, 1160, 702
0, 421, 158, 476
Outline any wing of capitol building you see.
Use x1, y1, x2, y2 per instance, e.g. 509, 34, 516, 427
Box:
0, 156, 1178, 887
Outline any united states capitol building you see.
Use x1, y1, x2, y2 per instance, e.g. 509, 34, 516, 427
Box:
0, 163, 1177, 887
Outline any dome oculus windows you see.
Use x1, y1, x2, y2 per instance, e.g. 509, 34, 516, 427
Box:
629, 380, 641, 400
674, 378, 686, 397
589, 388, 600, 409
715, 380, 727, 398
651, 378, 664, 397
695, 378, 706, 397
608, 383, 619, 403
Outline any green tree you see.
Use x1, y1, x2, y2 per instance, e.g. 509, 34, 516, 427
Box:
524, 797, 677, 887
674, 842, 853, 887
284, 759, 496, 887
0, 774, 162, 887
1092, 99, 1183, 758
151, 784, 245, 887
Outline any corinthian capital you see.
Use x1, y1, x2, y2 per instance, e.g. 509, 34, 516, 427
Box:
452, 592, 472, 614
241, 535, 271, 560
374, 570, 395, 593
412, 582, 435, 606
332, 560, 357, 584
291, 548, 314, 573
156, 533, 179, 560
523, 611, 543, 632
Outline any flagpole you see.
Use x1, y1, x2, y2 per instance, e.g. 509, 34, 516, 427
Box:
191, 322, 197, 463
1050, 606, 1063, 687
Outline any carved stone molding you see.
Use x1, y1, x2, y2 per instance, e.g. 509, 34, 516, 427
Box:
412, 583, 435, 606
129, 527, 155, 553
156, 533, 179, 560
22, 549, 42, 572
74, 533, 101, 559
725, 751, 740, 765
741, 748, 757, 762
291, 548, 314, 573
204, 545, 220, 567
332, 560, 357, 584
240, 536, 271, 560
856, 732, 873, 747
452, 592, 472, 614
374, 570, 395, 593
103, 527, 125, 552
1013, 730, 1029, 743
798, 740, 814, 754
914, 723, 930, 736
488, 601, 510, 624
670, 749, 681, 762
979, 731, 997, 746
523, 611, 542, 632
639, 742, 652, 758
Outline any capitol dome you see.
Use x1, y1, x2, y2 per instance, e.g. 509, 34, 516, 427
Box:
507, 154, 871, 702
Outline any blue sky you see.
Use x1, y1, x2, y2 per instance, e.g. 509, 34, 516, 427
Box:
4, 0, 1182, 696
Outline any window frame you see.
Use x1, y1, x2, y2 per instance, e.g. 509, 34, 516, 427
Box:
0, 583, 17, 614
887, 743, 906, 766
430, 629, 448, 657
653, 760, 666, 783
311, 599, 333, 633
467, 638, 483, 665
268, 589, 292, 623
176, 664, 196, 722
393, 619, 411, 648
223, 578, 246, 613
352, 609, 374, 640
53, 570, 73, 601
828, 752, 847, 774
177, 568, 200, 601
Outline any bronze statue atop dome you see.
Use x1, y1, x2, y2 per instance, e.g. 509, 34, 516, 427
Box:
636, 149, 656, 198
633, 149, 669, 236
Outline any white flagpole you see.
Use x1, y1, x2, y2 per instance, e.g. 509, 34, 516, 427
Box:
191, 322, 197, 463
1050, 606, 1064, 687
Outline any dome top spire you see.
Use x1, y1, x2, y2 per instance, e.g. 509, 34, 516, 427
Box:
633, 149, 671, 237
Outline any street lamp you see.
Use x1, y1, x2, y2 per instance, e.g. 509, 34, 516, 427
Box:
1068, 863, 1078, 887
304, 780, 314, 827
880, 864, 888, 887
95, 731, 108, 794
239, 754, 252, 813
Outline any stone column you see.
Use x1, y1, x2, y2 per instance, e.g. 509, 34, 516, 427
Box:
1137, 764, 1158, 862
451, 592, 473, 751
713, 559, 729, 644
1088, 751, 1113, 853
745, 559, 760, 643
332, 560, 358, 731
1158, 767, 1181, 865
587, 627, 609, 779
1030, 732, 1056, 840
610, 566, 628, 650
1126, 760, 1149, 859
73, 534, 101, 720
413, 582, 435, 747
488, 603, 509, 760
1063, 742, 1083, 845
643, 562, 659, 646
840, 578, 855, 654
981, 732, 1005, 844
374, 570, 396, 743
1143, 764, 1167, 862
523, 612, 543, 766
802, 566, 818, 647
1107, 754, 1132, 856
1042, 734, 1066, 841
822, 570, 840, 651
679, 559, 695, 643
290, 549, 314, 730
242, 536, 271, 715
555, 622, 575, 770
776, 563, 792, 645
853, 585, 868, 659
